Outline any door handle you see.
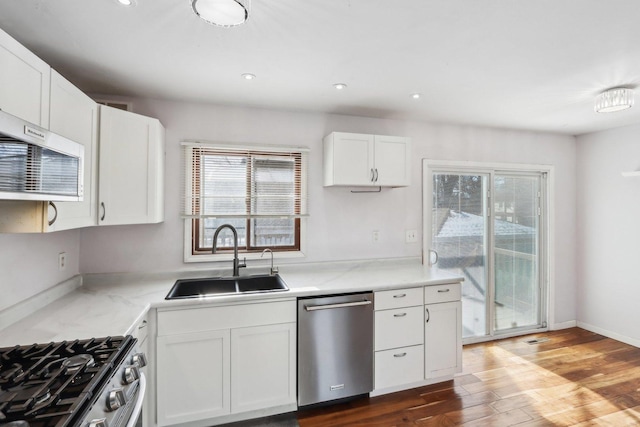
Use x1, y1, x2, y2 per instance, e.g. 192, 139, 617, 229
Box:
425, 308, 430, 323
428, 249, 439, 266
304, 300, 372, 311
100, 202, 106, 221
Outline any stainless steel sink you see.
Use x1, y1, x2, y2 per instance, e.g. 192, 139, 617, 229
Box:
165, 274, 289, 300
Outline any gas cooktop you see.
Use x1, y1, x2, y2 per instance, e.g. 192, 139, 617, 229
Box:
0, 336, 136, 427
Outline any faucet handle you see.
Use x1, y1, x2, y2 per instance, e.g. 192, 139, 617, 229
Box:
240, 257, 247, 268
270, 266, 279, 275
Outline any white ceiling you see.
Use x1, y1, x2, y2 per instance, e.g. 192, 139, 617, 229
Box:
1, 0, 640, 136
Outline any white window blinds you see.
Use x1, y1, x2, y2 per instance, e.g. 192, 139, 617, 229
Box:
182, 143, 309, 220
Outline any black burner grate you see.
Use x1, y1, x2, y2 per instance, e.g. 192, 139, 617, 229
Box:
0, 336, 133, 427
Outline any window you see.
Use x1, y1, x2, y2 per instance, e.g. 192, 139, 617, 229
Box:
183, 143, 308, 260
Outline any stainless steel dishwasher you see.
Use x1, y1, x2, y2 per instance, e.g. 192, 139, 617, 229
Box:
297, 292, 374, 406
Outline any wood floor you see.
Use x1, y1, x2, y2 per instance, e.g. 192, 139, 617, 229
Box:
297, 328, 640, 426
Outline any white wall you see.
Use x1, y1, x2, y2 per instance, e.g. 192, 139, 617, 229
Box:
576, 124, 640, 346
77, 98, 577, 326
0, 229, 80, 311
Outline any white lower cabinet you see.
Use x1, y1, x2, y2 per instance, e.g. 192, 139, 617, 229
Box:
373, 287, 424, 392
231, 323, 296, 413
157, 330, 230, 425
424, 283, 463, 379
425, 300, 462, 379
155, 300, 296, 427
375, 345, 424, 390
373, 282, 462, 395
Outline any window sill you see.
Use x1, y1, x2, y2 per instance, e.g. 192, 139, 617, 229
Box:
184, 250, 306, 264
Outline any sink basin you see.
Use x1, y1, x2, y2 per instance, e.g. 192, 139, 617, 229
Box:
165, 274, 289, 300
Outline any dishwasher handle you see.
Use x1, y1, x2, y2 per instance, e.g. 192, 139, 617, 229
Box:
304, 300, 372, 311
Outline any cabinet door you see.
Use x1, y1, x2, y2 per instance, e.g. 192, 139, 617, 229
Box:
324, 132, 374, 186
374, 135, 410, 186
424, 301, 462, 379
156, 330, 230, 426
0, 28, 50, 127
231, 323, 296, 413
98, 105, 164, 225
48, 70, 98, 231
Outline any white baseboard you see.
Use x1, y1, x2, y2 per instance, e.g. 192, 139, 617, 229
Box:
550, 320, 577, 330
578, 321, 640, 348
0, 275, 82, 331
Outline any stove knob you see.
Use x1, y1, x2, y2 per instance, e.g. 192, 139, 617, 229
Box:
123, 365, 140, 384
89, 418, 108, 427
106, 388, 127, 411
132, 352, 147, 368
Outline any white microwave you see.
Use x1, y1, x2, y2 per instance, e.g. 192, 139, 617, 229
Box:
0, 110, 84, 202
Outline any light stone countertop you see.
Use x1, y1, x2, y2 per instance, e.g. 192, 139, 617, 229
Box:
0, 258, 463, 347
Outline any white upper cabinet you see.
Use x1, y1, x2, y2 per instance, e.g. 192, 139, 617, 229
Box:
323, 132, 411, 187
0, 28, 50, 127
48, 70, 98, 231
98, 105, 165, 226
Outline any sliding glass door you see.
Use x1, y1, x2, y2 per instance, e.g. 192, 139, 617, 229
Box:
426, 163, 547, 341
493, 173, 543, 333
431, 173, 490, 339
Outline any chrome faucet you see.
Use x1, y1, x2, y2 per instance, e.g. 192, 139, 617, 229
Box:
212, 224, 246, 277
261, 248, 278, 276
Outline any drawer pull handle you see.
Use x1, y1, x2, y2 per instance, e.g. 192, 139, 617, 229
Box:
437, 289, 450, 293
393, 313, 407, 318
393, 294, 407, 298
394, 352, 407, 358
426, 308, 430, 323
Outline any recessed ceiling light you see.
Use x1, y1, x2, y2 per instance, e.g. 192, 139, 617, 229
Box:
411, 93, 421, 99
333, 83, 347, 90
117, 0, 133, 5
241, 73, 256, 80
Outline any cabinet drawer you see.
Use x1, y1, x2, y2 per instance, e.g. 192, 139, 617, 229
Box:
424, 283, 461, 304
157, 300, 296, 336
375, 287, 423, 310
375, 306, 423, 351
375, 345, 424, 390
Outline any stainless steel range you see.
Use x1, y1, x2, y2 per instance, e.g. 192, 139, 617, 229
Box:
0, 336, 146, 427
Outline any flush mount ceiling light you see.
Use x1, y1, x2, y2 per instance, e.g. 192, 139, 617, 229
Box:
241, 73, 256, 80
116, 0, 133, 5
411, 93, 421, 99
333, 83, 347, 90
595, 87, 635, 113
191, 0, 250, 27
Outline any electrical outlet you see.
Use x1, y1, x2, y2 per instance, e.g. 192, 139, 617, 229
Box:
372, 230, 380, 242
58, 252, 67, 271
405, 229, 418, 243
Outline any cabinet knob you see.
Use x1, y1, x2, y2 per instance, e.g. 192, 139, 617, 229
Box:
132, 352, 147, 368
89, 418, 108, 427
123, 365, 140, 384
106, 388, 126, 411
